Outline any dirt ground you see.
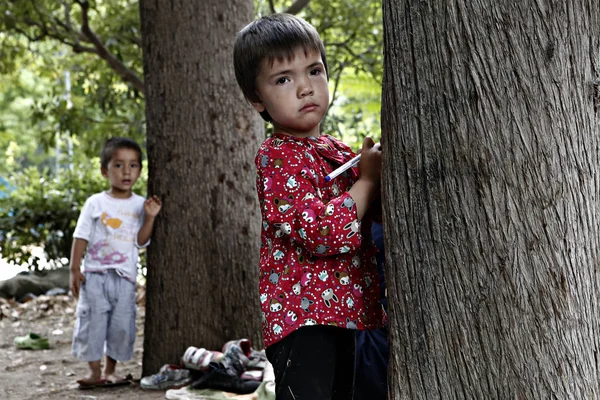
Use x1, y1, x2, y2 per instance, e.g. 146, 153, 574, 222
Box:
0, 293, 168, 400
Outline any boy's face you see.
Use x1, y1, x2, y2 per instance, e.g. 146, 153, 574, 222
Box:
101, 148, 141, 198
252, 47, 329, 138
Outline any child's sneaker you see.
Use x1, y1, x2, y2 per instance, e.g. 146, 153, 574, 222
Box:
247, 349, 267, 370
140, 364, 192, 390
221, 340, 250, 376
222, 339, 267, 371
182, 346, 224, 372
222, 338, 252, 355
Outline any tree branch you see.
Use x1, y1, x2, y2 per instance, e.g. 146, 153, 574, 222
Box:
84, 116, 145, 125
16, 17, 99, 56
126, 35, 143, 48
10, 1, 145, 93
329, 60, 346, 110
51, 16, 89, 43
285, 0, 310, 15
74, 0, 144, 93
12, 26, 48, 43
72, 43, 100, 54
268, 0, 276, 14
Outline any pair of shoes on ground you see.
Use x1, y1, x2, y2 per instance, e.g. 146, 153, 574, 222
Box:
14, 333, 49, 350
181, 339, 267, 375
152, 338, 267, 394
141, 364, 192, 390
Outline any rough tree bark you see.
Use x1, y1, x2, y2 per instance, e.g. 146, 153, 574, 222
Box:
381, 1, 600, 398
139, 0, 263, 375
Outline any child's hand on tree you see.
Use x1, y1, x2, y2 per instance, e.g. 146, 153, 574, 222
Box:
348, 138, 382, 220
358, 137, 382, 185
144, 195, 162, 218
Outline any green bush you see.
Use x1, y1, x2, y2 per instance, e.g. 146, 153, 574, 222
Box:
0, 160, 147, 271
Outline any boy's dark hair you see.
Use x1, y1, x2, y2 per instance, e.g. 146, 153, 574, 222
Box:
233, 13, 328, 122
100, 137, 142, 169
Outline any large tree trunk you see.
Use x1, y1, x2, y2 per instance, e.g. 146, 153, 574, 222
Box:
382, 1, 600, 398
139, 0, 263, 375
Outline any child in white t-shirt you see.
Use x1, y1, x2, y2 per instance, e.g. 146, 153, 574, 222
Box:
69, 137, 162, 388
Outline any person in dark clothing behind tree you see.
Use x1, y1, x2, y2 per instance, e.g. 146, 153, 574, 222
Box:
354, 221, 389, 399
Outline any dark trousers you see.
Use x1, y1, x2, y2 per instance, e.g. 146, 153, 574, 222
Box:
266, 325, 356, 400
353, 221, 389, 399
354, 326, 389, 400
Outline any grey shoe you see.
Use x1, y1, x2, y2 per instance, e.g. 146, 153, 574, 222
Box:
140, 364, 192, 390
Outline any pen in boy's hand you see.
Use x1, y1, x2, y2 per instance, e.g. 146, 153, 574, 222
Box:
325, 154, 361, 182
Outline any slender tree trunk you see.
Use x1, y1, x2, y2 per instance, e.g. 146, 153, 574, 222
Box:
381, 1, 600, 398
139, 0, 263, 375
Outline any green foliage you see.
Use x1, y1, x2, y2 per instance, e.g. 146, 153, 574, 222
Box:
306, 0, 383, 145
305, 0, 383, 80
0, 0, 145, 163
0, 159, 147, 270
324, 70, 381, 149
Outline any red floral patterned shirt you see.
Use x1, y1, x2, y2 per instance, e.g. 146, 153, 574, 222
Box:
256, 133, 385, 347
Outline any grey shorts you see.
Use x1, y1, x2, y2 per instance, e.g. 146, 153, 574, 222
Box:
72, 270, 136, 362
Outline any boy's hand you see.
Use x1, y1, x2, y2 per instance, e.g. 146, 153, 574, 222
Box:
70, 270, 86, 299
358, 137, 382, 185
144, 195, 162, 218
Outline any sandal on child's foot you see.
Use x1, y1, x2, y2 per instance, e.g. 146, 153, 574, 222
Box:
77, 374, 132, 390
77, 376, 107, 390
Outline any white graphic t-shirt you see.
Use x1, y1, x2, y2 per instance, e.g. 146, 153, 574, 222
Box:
74, 192, 148, 282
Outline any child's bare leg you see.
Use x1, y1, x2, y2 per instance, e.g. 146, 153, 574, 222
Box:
76, 360, 102, 384
104, 355, 124, 382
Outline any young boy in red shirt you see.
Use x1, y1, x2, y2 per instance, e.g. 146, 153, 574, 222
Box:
234, 13, 385, 399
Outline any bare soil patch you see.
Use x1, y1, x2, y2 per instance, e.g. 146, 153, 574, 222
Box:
0, 294, 166, 400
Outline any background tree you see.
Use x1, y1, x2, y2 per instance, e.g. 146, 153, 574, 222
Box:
382, 0, 600, 398
139, 0, 264, 374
